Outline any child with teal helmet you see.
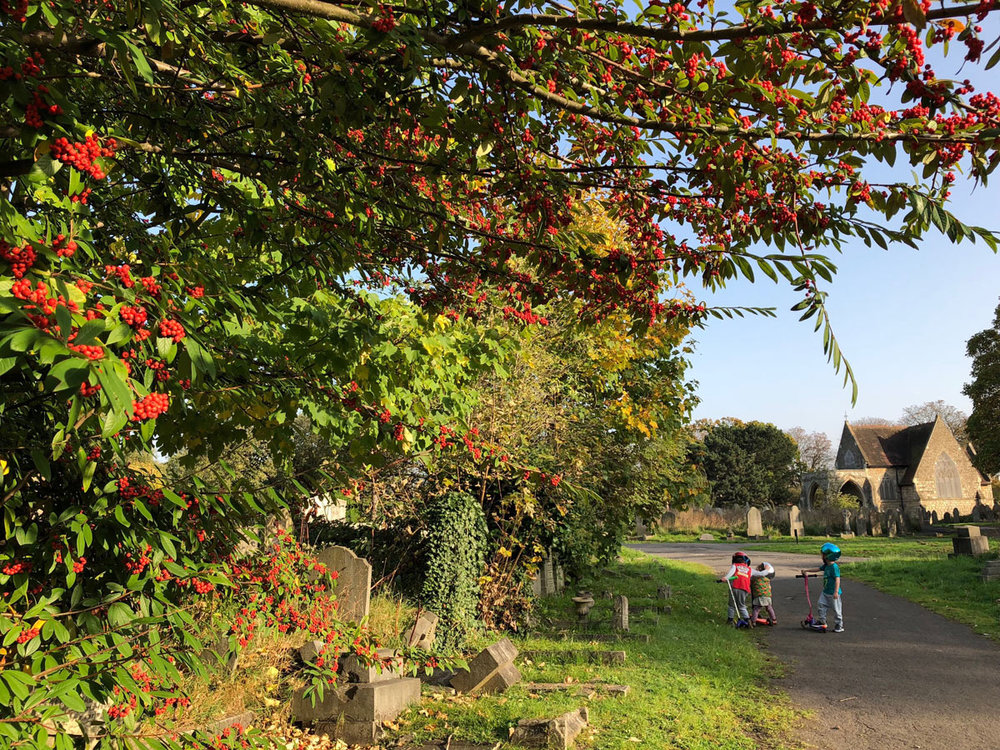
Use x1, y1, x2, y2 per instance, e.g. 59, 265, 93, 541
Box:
800, 543, 844, 632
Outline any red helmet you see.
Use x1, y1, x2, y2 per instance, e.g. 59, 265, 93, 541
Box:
732, 551, 750, 564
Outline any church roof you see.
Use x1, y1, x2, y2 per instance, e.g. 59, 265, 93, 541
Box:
846, 421, 936, 470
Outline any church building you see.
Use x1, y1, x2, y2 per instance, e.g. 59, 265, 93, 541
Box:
800, 417, 992, 520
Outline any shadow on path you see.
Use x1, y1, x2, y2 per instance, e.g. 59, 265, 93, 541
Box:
632, 542, 1000, 750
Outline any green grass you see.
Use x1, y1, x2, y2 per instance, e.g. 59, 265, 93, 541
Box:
389, 549, 801, 750
738, 535, 956, 560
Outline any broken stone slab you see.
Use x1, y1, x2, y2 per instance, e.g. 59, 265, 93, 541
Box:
314, 719, 380, 746
511, 707, 589, 749
524, 683, 630, 697
521, 650, 626, 666
299, 640, 325, 664
981, 561, 1000, 581
951, 534, 990, 557
479, 662, 521, 695
450, 638, 518, 694
956, 525, 982, 538
406, 611, 440, 649
569, 632, 650, 643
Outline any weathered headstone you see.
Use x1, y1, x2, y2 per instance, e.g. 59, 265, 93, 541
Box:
746, 507, 763, 538
972, 504, 982, 522
980, 560, 1000, 582
659, 510, 677, 530
868, 510, 882, 537
657, 585, 672, 600
314, 545, 372, 622
952, 525, 990, 556
451, 638, 520, 695
634, 517, 647, 539
841, 509, 853, 533
406, 610, 440, 649
612, 595, 629, 632
789, 505, 805, 539
855, 514, 868, 537
953, 506, 962, 522
511, 707, 589, 749
698, 533, 715, 541
931, 510, 940, 524
886, 513, 898, 537
943, 512, 952, 523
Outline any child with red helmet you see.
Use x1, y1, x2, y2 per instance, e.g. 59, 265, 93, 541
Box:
719, 551, 753, 627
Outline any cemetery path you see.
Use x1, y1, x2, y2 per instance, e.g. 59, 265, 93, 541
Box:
634, 542, 1000, 750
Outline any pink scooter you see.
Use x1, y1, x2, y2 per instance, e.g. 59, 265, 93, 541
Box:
796, 573, 827, 632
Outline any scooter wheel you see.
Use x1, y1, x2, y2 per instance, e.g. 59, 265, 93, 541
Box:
800, 620, 809, 629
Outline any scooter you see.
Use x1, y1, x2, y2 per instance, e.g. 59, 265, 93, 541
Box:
718, 577, 752, 629
796, 573, 827, 632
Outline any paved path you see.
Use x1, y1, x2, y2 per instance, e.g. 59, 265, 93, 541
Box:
634, 542, 1000, 750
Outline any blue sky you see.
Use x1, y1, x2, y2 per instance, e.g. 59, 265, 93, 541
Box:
688, 25, 1000, 443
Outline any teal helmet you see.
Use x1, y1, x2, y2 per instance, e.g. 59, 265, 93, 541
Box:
820, 542, 841, 562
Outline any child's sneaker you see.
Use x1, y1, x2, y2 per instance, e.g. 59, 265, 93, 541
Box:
833, 625, 845, 633
726, 618, 734, 626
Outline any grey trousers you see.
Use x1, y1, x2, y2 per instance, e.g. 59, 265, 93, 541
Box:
728, 588, 749, 620
817, 592, 843, 627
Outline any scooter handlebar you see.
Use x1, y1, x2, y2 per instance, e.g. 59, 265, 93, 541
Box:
795, 573, 816, 578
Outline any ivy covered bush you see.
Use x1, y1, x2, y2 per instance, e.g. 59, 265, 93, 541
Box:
419, 493, 488, 652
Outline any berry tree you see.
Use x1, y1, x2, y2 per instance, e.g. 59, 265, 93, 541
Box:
1, 0, 999, 745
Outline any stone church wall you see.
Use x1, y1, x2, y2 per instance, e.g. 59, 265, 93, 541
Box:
910, 423, 985, 517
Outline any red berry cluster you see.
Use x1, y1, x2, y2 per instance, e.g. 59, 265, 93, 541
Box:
79, 381, 101, 397
16, 628, 40, 644
120, 305, 147, 327
131, 392, 169, 420
1, 560, 31, 575
0, 0, 29, 23
139, 276, 162, 297
158, 319, 185, 342
49, 135, 117, 180
372, 4, 396, 32
1, 240, 36, 278
68, 343, 105, 360
52, 234, 78, 258
105, 263, 134, 288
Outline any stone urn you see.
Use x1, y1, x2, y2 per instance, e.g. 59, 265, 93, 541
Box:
571, 594, 595, 621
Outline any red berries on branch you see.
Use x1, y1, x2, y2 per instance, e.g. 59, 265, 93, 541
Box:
49, 135, 117, 180
132, 392, 170, 420
158, 319, 186, 342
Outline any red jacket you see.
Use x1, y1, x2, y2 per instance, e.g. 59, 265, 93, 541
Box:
730, 562, 752, 592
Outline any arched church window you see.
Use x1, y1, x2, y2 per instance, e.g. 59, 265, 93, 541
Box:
934, 453, 962, 498
879, 474, 897, 502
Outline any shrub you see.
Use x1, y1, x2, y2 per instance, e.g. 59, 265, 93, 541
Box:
419, 492, 488, 651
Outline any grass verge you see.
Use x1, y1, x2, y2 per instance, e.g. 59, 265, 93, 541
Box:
388, 548, 801, 750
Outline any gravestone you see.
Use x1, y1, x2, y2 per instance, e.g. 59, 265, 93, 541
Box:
634, 518, 647, 539
314, 546, 371, 622
511, 707, 589, 749
612, 595, 629, 632
842, 509, 853, 534
951, 525, 990, 556
980, 560, 1000, 582
943, 512, 952, 523
972, 504, 982, 522
886, 513, 898, 538
954, 506, 962, 522
533, 553, 558, 597
406, 611, 439, 649
789, 505, 805, 539
451, 638, 520, 695
657, 585, 672, 600
659, 510, 677, 530
698, 533, 715, 541
932, 510, 940, 524
855, 514, 868, 537
868, 510, 882, 536
746, 507, 763, 538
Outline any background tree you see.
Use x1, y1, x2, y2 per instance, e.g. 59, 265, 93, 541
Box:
690, 420, 800, 506
965, 298, 1000, 476
786, 427, 834, 472
900, 400, 969, 444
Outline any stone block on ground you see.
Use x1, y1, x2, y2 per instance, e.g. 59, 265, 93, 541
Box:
291, 685, 350, 724
450, 638, 518, 694
479, 662, 521, 694
952, 535, 990, 556
298, 640, 325, 665
956, 525, 982, 538
314, 719, 380, 745
698, 533, 714, 541
339, 647, 403, 683
612, 595, 629, 631
511, 707, 589, 749
981, 561, 1000, 581
292, 677, 421, 726
406, 611, 440, 649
